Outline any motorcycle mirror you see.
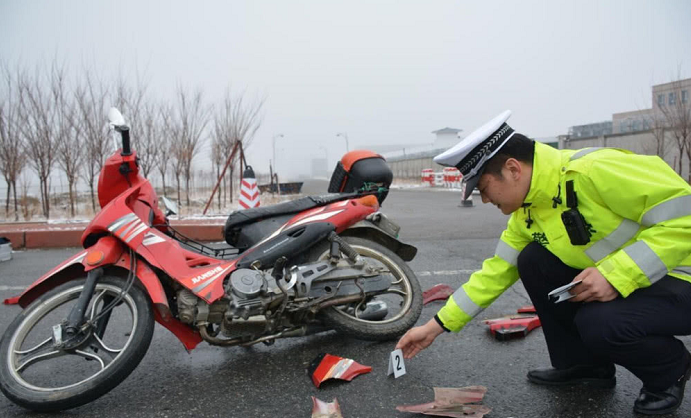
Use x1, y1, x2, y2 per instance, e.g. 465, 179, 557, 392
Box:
162, 196, 178, 216
108, 107, 127, 129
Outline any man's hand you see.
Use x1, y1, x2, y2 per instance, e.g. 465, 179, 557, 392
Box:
395, 319, 445, 359
569, 267, 619, 303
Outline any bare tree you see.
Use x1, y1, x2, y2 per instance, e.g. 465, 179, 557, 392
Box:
19, 172, 36, 220
17, 62, 64, 218
114, 74, 147, 151
210, 136, 224, 209
172, 87, 210, 207
156, 104, 174, 198
136, 101, 162, 177
643, 112, 668, 159
166, 102, 185, 205
56, 92, 83, 217
209, 87, 264, 206
0, 62, 27, 220
74, 70, 110, 212
659, 78, 691, 178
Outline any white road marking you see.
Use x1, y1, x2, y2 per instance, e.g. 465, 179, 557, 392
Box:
0, 286, 26, 291
415, 269, 475, 276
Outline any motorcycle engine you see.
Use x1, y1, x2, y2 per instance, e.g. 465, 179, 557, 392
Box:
226, 269, 274, 319
229, 269, 265, 298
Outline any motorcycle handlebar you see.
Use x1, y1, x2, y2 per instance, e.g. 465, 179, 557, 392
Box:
118, 126, 132, 156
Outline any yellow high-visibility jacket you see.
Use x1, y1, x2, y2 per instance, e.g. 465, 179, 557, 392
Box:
437, 142, 691, 332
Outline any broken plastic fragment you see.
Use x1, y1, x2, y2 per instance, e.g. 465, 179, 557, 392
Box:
422, 284, 454, 305
311, 397, 344, 418
484, 314, 541, 341
308, 353, 372, 388
396, 386, 491, 418
3, 295, 20, 305
516, 305, 536, 314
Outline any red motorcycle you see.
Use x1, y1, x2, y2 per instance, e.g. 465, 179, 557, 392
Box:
0, 108, 422, 411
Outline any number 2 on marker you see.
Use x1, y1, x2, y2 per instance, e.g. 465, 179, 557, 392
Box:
389, 348, 406, 378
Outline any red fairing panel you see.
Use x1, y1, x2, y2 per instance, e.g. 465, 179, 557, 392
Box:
106, 247, 202, 350
135, 228, 236, 303
308, 353, 372, 388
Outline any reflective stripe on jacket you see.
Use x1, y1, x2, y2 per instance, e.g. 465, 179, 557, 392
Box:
437, 142, 691, 332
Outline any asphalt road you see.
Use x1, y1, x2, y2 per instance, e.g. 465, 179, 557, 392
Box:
1, 187, 689, 418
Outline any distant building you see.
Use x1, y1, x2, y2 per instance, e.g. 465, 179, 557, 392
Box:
364, 126, 463, 158
431, 127, 463, 146
561, 77, 691, 180
653, 78, 691, 111
573, 77, 691, 136
568, 121, 613, 138
534, 136, 560, 148
612, 109, 651, 134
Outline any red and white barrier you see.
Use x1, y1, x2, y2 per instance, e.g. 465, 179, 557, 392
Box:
239, 166, 260, 209
421, 169, 434, 186
434, 172, 444, 187
442, 167, 461, 188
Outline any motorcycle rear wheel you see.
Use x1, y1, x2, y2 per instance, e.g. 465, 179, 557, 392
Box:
310, 236, 422, 341
0, 275, 154, 412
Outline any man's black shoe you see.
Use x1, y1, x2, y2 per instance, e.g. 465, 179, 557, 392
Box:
527, 364, 616, 388
633, 364, 691, 415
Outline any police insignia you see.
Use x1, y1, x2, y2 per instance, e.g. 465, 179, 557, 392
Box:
532, 232, 549, 247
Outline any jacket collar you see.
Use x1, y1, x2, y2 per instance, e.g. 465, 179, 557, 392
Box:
522, 142, 564, 208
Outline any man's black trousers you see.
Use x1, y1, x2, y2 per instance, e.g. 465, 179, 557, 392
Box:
517, 242, 691, 391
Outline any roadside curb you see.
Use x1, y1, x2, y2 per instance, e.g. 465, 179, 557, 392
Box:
0, 219, 226, 249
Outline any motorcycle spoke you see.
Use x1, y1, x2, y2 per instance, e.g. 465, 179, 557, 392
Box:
385, 288, 408, 297
390, 277, 404, 285
90, 334, 122, 358
13, 337, 52, 355
15, 347, 64, 373
74, 349, 106, 370
88, 289, 109, 321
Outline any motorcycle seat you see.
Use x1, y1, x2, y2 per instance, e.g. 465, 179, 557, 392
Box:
224, 192, 358, 231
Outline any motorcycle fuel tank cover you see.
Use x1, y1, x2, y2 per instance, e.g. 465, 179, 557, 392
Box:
308, 353, 372, 388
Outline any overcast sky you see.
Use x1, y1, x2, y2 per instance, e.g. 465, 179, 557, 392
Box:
2, 0, 690, 180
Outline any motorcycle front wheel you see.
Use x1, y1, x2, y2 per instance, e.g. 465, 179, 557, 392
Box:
0, 275, 155, 412
309, 236, 422, 341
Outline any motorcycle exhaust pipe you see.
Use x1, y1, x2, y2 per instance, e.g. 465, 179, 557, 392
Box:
357, 300, 388, 321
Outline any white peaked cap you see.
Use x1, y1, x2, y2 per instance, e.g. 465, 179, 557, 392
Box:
434, 110, 515, 199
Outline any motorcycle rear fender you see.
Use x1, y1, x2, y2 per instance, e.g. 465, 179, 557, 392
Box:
16, 236, 203, 351
341, 220, 417, 261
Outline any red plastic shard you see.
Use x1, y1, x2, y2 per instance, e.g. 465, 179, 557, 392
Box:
517, 305, 536, 314
422, 284, 454, 305
311, 397, 344, 418
3, 296, 20, 305
484, 315, 541, 341
308, 353, 372, 388
396, 386, 491, 418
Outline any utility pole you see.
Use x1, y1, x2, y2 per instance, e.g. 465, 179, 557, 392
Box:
336, 132, 349, 152
272, 133, 284, 175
